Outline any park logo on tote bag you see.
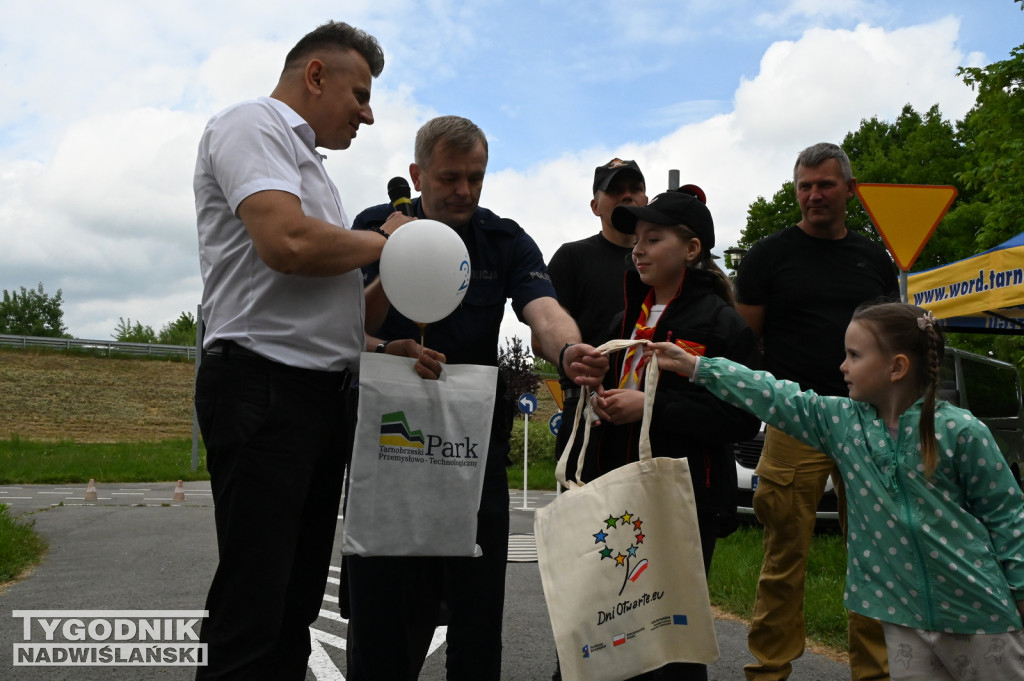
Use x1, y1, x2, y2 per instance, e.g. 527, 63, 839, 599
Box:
341, 353, 497, 557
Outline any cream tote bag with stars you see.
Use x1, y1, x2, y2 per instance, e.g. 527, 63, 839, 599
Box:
536, 340, 719, 681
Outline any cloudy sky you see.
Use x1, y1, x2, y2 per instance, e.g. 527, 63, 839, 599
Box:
2, 1, 1022, 345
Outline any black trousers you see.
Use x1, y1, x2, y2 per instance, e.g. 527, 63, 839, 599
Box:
194, 348, 355, 681
345, 471, 510, 680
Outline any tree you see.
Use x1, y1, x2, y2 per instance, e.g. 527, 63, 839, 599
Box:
157, 311, 198, 346
496, 336, 541, 429
498, 335, 541, 401
958, 37, 1024, 249
737, 183, 800, 250
843, 103, 976, 272
0, 283, 70, 337
112, 311, 197, 345
113, 317, 157, 343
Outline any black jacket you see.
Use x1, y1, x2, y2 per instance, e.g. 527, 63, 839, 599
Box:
566, 266, 761, 531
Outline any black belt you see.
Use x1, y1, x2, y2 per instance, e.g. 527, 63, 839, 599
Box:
204, 340, 354, 390
563, 387, 581, 401
205, 340, 263, 359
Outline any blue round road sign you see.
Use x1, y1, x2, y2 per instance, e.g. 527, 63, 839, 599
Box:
549, 412, 562, 436
518, 393, 538, 415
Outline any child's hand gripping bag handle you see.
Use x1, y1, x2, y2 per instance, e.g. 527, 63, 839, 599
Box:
554, 339, 660, 489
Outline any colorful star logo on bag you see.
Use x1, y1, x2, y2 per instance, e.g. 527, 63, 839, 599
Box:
592, 510, 647, 595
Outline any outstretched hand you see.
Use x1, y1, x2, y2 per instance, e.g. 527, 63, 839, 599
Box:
562, 343, 609, 388
646, 341, 698, 376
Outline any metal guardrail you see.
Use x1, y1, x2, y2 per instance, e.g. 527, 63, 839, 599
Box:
0, 333, 197, 360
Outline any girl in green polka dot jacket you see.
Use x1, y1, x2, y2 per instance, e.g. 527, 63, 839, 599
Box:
650, 301, 1024, 680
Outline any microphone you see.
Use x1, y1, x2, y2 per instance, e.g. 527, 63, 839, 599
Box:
387, 177, 415, 217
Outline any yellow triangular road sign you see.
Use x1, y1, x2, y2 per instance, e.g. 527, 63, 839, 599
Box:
856, 183, 957, 271
544, 379, 564, 411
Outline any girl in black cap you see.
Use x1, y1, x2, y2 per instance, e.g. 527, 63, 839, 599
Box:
566, 190, 760, 681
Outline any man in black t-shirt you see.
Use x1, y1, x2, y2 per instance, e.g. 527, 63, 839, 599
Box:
734, 143, 897, 681
547, 158, 647, 464
549, 159, 648, 340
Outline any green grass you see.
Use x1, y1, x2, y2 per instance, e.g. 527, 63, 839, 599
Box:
507, 414, 559, 490
708, 524, 849, 652
0, 503, 48, 585
0, 436, 208, 484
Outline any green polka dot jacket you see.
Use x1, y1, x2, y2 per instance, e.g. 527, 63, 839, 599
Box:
695, 356, 1024, 634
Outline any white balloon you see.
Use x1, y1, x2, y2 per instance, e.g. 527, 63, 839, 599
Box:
379, 219, 471, 324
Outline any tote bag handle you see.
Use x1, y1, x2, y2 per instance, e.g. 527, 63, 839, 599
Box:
555, 338, 660, 488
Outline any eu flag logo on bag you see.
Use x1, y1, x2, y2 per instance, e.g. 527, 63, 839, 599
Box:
673, 614, 688, 625
593, 510, 647, 595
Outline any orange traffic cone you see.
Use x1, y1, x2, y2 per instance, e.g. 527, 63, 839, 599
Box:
172, 480, 186, 502
84, 478, 98, 501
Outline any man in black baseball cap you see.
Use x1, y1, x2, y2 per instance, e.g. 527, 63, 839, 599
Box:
549, 157, 649, 352
611, 190, 715, 251
546, 155, 649, 681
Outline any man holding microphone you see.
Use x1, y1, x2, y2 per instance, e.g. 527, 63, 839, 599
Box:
345, 115, 606, 680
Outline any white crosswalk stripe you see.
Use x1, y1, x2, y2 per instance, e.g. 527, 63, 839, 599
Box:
507, 532, 538, 562
307, 564, 451, 680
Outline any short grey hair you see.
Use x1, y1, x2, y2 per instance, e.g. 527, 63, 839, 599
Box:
793, 143, 853, 183
414, 116, 488, 169
283, 21, 384, 78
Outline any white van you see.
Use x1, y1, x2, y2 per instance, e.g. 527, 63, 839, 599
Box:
733, 346, 1024, 524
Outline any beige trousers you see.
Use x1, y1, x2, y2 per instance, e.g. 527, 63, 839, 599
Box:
744, 427, 889, 681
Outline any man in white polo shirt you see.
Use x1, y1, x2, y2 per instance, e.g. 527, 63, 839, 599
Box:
193, 21, 441, 680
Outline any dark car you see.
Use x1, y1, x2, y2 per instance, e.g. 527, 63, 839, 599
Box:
938, 347, 1024, 488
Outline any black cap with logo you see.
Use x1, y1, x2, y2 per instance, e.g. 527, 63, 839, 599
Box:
593, 158, 644, 194
611, 191, 715, 250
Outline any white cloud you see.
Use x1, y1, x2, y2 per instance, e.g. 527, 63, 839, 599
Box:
485, 17, 982, 347
193, 40, 289, 114
45, 109, 203, 236
498, 18, 978, 262
0, 5, 1002, 347
734, 19, 977, 145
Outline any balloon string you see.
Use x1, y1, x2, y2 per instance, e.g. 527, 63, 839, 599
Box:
418, 322, 427, 359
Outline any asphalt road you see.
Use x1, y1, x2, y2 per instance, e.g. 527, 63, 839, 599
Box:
0, 482, 851, 680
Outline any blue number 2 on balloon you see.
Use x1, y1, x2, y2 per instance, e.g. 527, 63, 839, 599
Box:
458, 259, 470, 291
